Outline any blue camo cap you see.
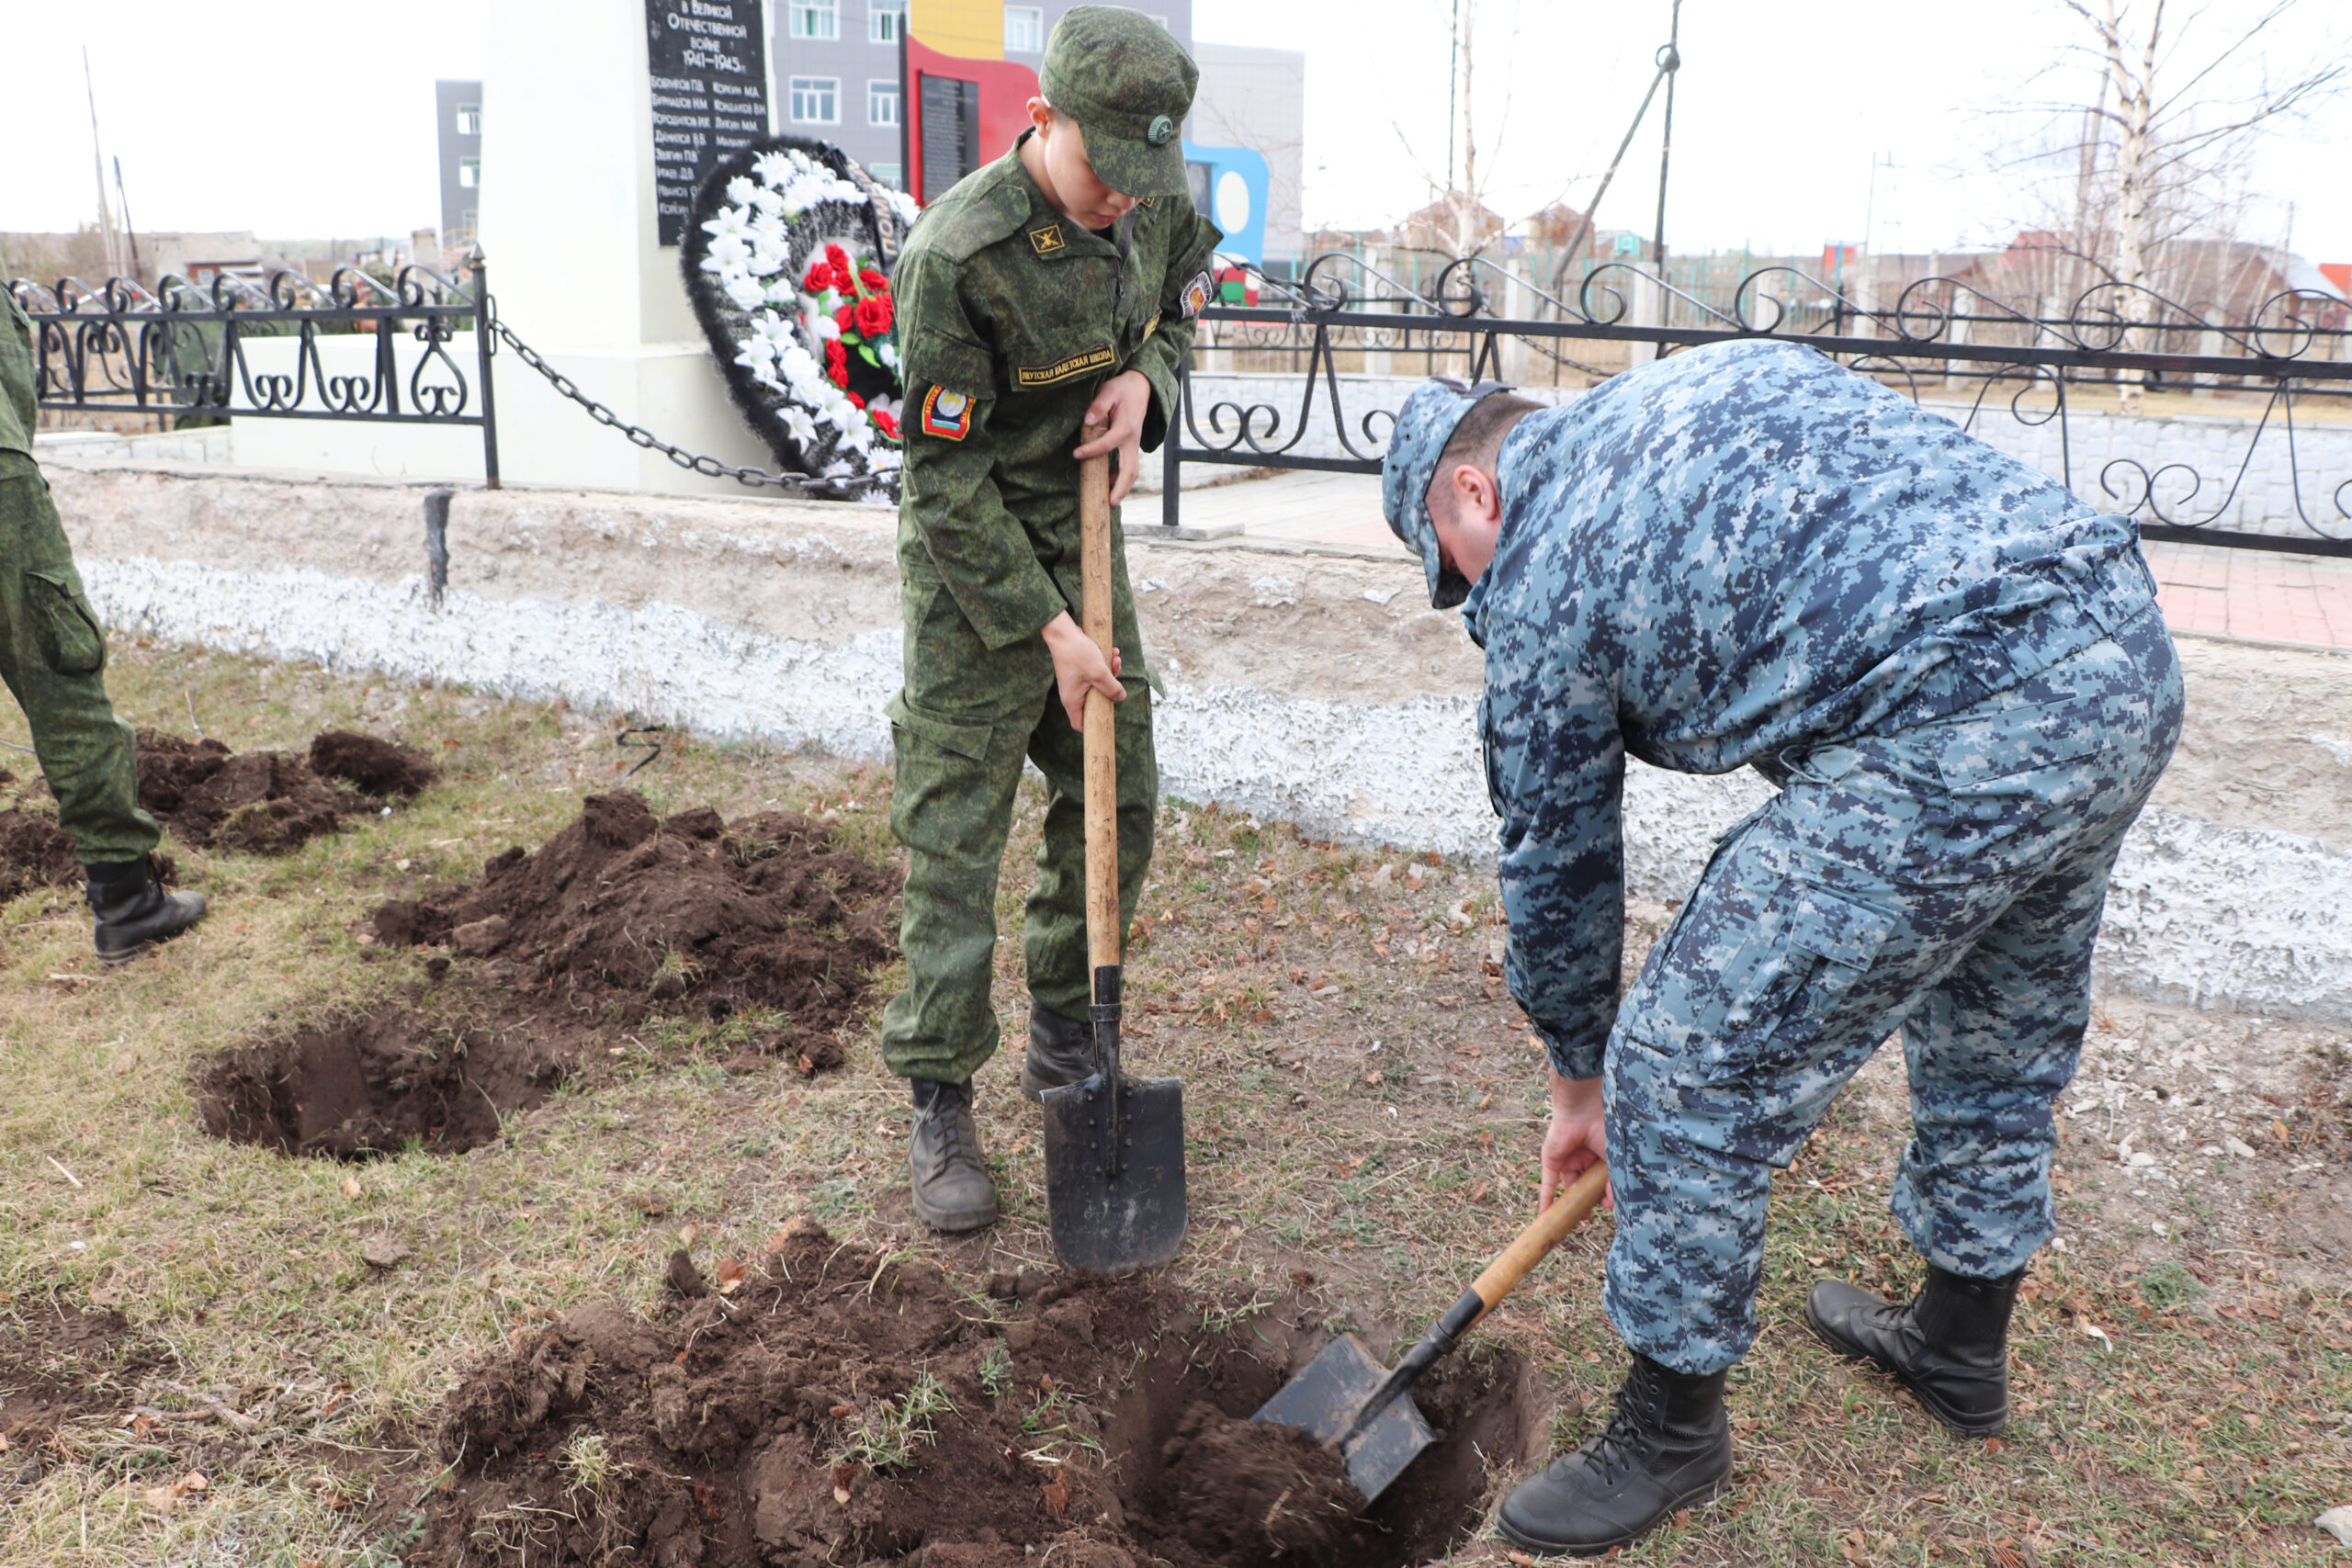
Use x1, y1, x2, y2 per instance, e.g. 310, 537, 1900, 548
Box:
1382, 377, 1517, 608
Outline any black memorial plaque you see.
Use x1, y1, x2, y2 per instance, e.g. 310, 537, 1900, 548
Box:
645, 0, 771, 246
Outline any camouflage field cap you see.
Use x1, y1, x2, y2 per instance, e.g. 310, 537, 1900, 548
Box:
1383, 377, 1515, 609
1040, 6, 1199, 199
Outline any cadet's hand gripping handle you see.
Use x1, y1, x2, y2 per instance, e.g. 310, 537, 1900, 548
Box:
1077, 423, 1124, 1170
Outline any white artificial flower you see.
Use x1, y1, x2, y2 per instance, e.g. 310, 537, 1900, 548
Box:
734, 338, 776, 368
749, 310, 795, 349
724, 274, 766, 310
777, 344, 821, 389
878, 343, 900, 371
726, 176, 758, 209
866, 392, 899, 420
705, 231, 752, 268
703, 206, 752, 243
781, 406, 819, 446
752, 150, 800, 187
750, 186, 786, 217
811, 311, 841, 341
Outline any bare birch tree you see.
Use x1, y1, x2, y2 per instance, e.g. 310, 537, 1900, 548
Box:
1991, 0, 2344, 398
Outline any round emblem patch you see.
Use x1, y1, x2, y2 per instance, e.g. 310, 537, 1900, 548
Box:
1147, 115, 1176, 147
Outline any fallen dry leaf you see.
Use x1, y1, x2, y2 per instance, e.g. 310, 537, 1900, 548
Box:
341, 1175, 363, 1201
360, 1238, 411, 1270
716, 1258, 748, 1295
678, 1221, 701, 1248
1041, 1473, 1072, 1517
1469, 1179, 1490, 1203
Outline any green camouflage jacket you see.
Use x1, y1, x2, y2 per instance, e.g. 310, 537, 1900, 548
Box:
893, 136, 1220, 655
2, 293, 40, 474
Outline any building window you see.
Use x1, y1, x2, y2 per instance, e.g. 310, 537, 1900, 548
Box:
788, 0, 838, 40
869, 162, 902, 187
458, 158, 481, 188
790, 76, 840, 123
455, 103, 481, 137
1004, 6, 1043, 51
869, 0, 901, 43
869, 79, 901, 126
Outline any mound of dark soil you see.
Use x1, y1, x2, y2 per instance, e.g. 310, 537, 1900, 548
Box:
418, 1225, 1532, 1568
370, 791, 896, 1072
310, 728, 437, 797
195, 792, 898, 1160
0, 803, 80, 903
134, 728, 435, 853
192, 1007, 571, 1158
0, 1300, 164, 1466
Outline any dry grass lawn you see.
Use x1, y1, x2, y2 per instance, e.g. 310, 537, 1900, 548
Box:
0, 642, 2346, 1566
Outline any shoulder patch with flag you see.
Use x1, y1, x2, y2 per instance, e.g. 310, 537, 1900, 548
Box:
921, 386, 975, 441
1179, 270, 1214, 319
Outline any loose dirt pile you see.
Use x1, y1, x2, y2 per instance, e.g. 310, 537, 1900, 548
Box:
195, 792, 897, 1158
370, 791, 895, 1069
0, 769, 81, 902
419, 1224, 1529, 1568
136, 728, 435, 853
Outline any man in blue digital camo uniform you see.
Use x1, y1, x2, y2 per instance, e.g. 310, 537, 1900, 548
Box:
2, 291, 208, 961
1381, 340, 2181, 1556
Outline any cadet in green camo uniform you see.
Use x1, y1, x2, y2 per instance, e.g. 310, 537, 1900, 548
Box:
0, 290, 208, 961
883, 6, 1222, 1231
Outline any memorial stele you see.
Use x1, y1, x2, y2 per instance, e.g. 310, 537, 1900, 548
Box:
480, 0, 783, 493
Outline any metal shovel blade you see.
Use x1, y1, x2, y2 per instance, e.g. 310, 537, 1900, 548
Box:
1040, 1073, 1188, 1272
1251, 1332, 1434, 1503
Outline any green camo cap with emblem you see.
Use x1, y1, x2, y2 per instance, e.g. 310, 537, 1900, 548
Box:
1040, 6, 1198, 199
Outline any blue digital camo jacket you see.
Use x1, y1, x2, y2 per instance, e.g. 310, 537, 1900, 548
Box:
1466, 340, 2145, 1080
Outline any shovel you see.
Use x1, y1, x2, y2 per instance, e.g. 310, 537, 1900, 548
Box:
1254, 1159, 1611, 1502
1041, 424, 1187, 1273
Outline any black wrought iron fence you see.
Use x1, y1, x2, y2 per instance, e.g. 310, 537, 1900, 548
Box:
1165, 254, 2352, 558
8, 262, 503, 487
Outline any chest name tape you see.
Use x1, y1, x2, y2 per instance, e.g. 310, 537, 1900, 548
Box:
1014, 344, 1117, 388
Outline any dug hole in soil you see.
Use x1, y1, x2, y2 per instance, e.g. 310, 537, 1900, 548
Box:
193, 792, 897, 1159
422, 1222, 1538, 1568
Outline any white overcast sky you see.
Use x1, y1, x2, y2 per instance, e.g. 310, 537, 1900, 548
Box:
6, 0, 2346, 263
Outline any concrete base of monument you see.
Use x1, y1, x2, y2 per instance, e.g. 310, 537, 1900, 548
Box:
40, 458, 2352, 1025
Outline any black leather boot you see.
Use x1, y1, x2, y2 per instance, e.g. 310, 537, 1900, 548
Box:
1804, 1263, 2023, 1436
1496, 1352, 1732, 1557
907, 1077, 997, 1233
86, 858, 209, 965
1021, 1001, 1098, 1101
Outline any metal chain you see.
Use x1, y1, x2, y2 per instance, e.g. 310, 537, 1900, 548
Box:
491, 319, 888, 499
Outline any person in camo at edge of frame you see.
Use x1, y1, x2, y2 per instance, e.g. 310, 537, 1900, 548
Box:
1380, 341, 2182, 1556
881, 7, 1221, 1232
0, 290, 209, 963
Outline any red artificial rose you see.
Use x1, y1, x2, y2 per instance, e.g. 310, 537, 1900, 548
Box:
873, 409, 900, 437
825, 243, 851, 276
802, 262, 833, 293
859, 267, 889, 294
847, 391, 866, 410
824, 339, 848, 387
834, 303, 858, 335
854, 296, 891, 337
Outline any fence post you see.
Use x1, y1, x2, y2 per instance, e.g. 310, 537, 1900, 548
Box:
471, 254, 502, 491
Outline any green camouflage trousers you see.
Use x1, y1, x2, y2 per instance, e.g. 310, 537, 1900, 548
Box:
880, 553, 1158, 1085
0, 468, 158, 867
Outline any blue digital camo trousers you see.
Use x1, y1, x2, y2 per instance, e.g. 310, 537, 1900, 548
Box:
1602, 602, 2184, 1376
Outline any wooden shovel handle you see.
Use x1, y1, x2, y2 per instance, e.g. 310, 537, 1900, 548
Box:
1468, 1161, 1610, 1323
1078, 423, 1119, 973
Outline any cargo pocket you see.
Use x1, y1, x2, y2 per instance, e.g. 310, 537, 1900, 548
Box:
1700, 882, 1896, 1078
26, 570, 107, 676
884, 692, 995, 761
